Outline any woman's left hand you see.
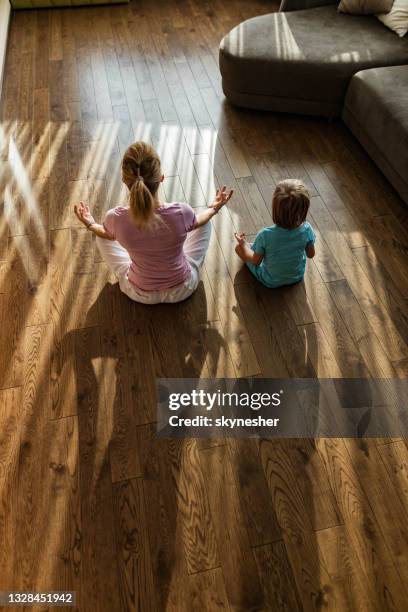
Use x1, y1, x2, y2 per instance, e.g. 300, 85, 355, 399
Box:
211, 186, 234, 212
74, 201, 96, 227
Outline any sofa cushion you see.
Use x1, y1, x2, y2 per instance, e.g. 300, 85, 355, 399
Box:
219, 6, 408, 115
377, 0, 408, 38
343, 65, 408, 204
10, 0, 128, 7
338, 0, 393, 15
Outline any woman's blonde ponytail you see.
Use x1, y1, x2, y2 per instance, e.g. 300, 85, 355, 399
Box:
121, 142, 162, 229
129, 177, 156, 227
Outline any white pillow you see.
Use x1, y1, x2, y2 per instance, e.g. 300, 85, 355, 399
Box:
377, 0, 408, 37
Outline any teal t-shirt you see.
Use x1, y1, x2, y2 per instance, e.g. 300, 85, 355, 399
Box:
246, 222, 316, 288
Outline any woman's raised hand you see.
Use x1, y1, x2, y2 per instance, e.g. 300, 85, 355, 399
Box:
74, 201, 96, 228
211, 186, 234, 212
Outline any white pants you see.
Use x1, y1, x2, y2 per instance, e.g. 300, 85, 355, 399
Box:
96, 223, 212, 304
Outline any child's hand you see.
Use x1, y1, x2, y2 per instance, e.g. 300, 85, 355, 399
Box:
211, 186, 234, 212
74, 201, 96, 227
234, 232, 246, 246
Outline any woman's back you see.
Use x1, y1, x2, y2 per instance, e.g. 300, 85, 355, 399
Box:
104, 202, 196, 291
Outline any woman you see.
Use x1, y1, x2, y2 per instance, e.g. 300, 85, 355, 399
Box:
74, 142, 233, 304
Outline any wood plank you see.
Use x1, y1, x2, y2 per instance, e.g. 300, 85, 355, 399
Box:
311, 197, 408, 362
49, 11, 63, 62
344, 439, 408, 586
284, 439, 342, 531
31, 88, 49, 181
50, 60, 67, 122
23, 324, 51, 419
22, 179, 51, 326
49, 228, 76, 419
378, 441, 408, 515
243, 150, 276, 208
98, 286, 156, 482
308, 213, 344, 283
327, 279, 396, 378
170, 295, 216, 378
331, 124, 396, 217
138, 424, 195, 610
253, 542, 303, 612
218, 128, 251, 179
200, 445, 265, 611
61, 11, 80, 104
0, 238, 26, 390
259, 438, 332, 611
34, 12, 50, 90
204, 229, 261, 377
317, 438, 408, 610
298, 322, 342, 378
107, 347, 156, 480
112, 478, 157, 612
237, 175, 272, 230
198, 128, 244, 229
0, 160, 11, 250
302, 157, 368, 249
0, 387, 22, 591
42, 416, 81, 594
15, 370, 80, 594
257, 284, 316, 378
303, 271, 371, 378
77, 323, 120, 611
235, 282, 289, 378
316, 525, 381, 612
202, 319, 237, 378
166, 439, 220, 574
188, 568, 229, 611
282, 281, 317, 326
352, 244, 408, 348
228, 438, 282, 547
366, 215, 408, 299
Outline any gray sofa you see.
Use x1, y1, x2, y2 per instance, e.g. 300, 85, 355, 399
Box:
219, 0, 408, 205
343, 66, 408, 205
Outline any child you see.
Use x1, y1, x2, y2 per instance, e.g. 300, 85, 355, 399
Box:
234, 179, 315, 288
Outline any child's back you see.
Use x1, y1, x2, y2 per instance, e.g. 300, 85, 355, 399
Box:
247, 221, 315, 288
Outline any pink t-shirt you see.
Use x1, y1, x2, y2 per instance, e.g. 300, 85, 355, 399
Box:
103, 203, 197, 291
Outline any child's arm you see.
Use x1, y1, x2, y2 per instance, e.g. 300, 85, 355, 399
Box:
234, 233, 264, 266
306, 242, 315, 258
305, 224, 316, 258
74, 202, 115, 240
193, 186, 234, 228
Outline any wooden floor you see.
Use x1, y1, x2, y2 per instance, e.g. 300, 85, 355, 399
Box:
1, 0, 408, 610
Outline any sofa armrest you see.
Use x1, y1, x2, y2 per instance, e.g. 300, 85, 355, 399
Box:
279, 0, 337, 11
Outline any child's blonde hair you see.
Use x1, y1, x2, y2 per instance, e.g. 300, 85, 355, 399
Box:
121, 142, 162, 228
272, 179, 310, 230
